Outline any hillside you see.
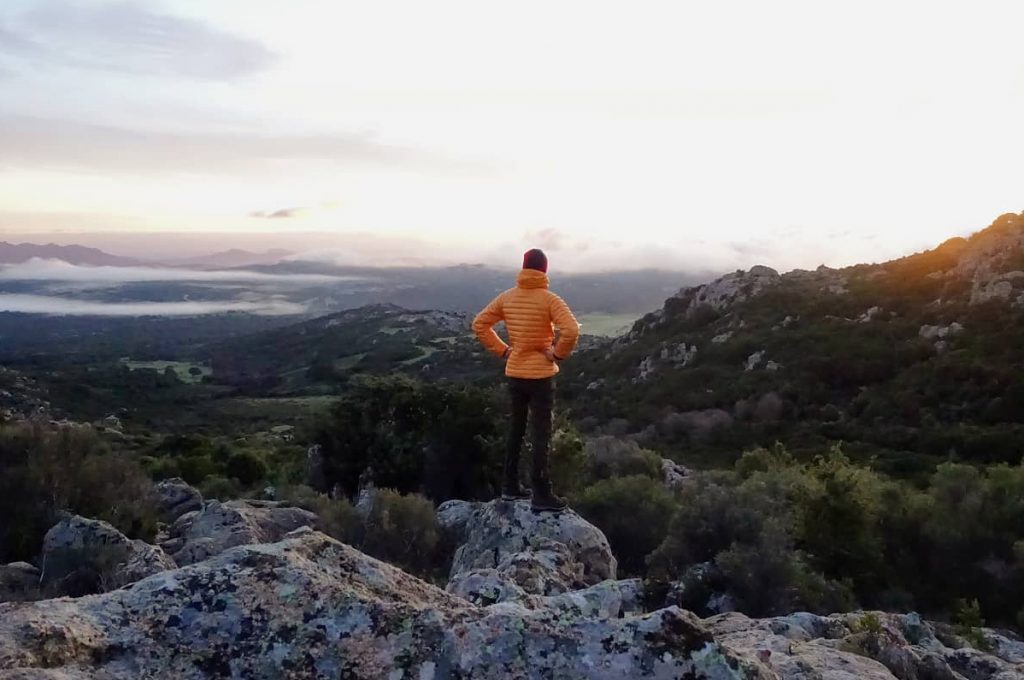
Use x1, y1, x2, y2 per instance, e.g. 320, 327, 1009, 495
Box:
566, 212, 1024, 475
0, 242, 140, 266
203, 304, 486, 392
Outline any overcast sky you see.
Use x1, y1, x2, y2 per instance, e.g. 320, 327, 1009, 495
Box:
1, 0, 1022, 272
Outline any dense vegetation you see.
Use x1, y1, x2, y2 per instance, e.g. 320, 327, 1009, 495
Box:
565, 215, 1024, 478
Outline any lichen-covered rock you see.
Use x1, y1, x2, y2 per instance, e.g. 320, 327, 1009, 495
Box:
708, 611, 1024, 680
676, 266, 781, 317
167, 499, 317, 565
152, 477, 203, 523
0, 562, 41, 602
40, 516, 174, 595
448, 499, 617, 593
661, 458, 691, 490
437, 499, 476, 536
0, 529, 772, 680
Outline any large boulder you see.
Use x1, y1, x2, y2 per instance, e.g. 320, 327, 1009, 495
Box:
0, 529, 772, 679
0, 562, 41, 602
445, 499, 617, 596
40, 516, 174, 595
152, 478, 203, 523
165, 499, 318, 565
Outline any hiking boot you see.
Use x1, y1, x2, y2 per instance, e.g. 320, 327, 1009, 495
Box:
500, 484, 531, 501
531, 491, 568, 513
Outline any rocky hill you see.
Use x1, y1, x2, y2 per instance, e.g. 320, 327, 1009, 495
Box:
0, 242, 140, 266
566, 212, 1024, 473
2, 479, 1021, 679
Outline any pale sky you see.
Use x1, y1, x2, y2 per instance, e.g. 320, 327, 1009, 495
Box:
1, 0, 1022, 272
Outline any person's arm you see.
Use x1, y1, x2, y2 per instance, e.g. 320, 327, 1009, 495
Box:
472, 292, 511, 358
549, 294, 581, 361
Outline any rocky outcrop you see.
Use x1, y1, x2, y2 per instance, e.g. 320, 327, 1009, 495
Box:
949, 212, 1024, 307
661, 458, 692, 490
161, 499, 317, 565
679, 266, 782, 316
0, 528, 771, 679
709, 611, 1024, 680
40, 516, 174, 595
444, 499, 617, 596
152, 478, 203, 523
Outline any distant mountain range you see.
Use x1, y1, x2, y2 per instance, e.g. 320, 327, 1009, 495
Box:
0, 242, 141, 266
0, 242, 296, 270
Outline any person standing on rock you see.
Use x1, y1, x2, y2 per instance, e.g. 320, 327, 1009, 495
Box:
473, 248, 581, 512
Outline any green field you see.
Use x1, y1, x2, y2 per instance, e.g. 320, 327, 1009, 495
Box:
121, 360, 211, 384
576, 313, 638, 337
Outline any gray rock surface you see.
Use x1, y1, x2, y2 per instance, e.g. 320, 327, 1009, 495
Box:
680, 266, 782, 316
445, 499, 617, 593
709, 611, 1024, 680
0, 528, 771, 679
164, 498, 317, 565
40, 515, 174, 595
152, 477, 203, 523
661, 458, 692, 490
0, 562, 41, 602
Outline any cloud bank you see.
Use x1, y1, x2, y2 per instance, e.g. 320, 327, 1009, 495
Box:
0, 259, 353, 284
0, 1, 275, 79
0, 294, 303, 317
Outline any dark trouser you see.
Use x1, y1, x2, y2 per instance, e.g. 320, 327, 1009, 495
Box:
505, 377, 554, 495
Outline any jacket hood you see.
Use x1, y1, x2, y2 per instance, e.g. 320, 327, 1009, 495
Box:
516, 269, 550, 289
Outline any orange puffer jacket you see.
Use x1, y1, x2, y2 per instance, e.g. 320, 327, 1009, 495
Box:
473, 269, 581, 379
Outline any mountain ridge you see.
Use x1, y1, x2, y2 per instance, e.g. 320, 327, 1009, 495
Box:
567, 211, 1024, 472
0, 241, 141, 266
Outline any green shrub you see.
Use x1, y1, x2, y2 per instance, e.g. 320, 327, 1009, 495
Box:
279, 485, 357, 542
313, 377, 503, 502
0, 424, 158, 562
225, 450, 270, 487
198, 475, 241, 501
574, 475, 678, 575
549, 425, 587, 494
716, 520, 854, 616
354, 489, 441, 577
851, 612, 884, 636
177, 454, 218, 486
734, 443, 796, 479
795, 448, 886, 593
582, 436, 663, 484
649, 471, 790, 578
954, 598, 991, 651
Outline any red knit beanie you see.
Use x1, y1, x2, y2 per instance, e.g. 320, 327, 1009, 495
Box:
522, 248, 548, 273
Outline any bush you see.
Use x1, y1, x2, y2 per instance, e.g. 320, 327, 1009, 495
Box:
353, 489, 441, 577
573, 475, 678, 575
582, 436, 663, 484
549, 424, 587, 494
850, 612, 884, 637
954, 598, 991, 650
0, 424, 158, 562
797, 449, 885, 592
716, 520, 854, 616
649, 471, 791, 578
279, 485, 357, 541
313, 377, 504, 502
225, 451, 270, 487
197, 475, 241, 501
